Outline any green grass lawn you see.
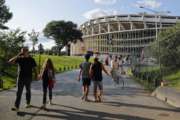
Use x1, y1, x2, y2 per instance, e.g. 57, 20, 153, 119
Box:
1, 55, 86, 90
0, 76, 16, 90
34, 55, 85, 72
164, 70, 180, 89
130, 65, 180, 90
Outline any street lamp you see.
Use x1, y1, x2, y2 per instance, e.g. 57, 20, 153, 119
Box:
38, 43, 43, 74
139, 6, 170, 86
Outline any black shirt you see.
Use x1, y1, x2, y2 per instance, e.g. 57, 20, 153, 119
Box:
91, 61, 103, 81
15, 56, 37, 78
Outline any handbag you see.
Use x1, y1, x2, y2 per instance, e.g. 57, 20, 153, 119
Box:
48, 79, 55, 89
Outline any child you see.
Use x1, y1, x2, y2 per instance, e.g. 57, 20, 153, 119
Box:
78, 54, 91, 101
39, 58, 55, 109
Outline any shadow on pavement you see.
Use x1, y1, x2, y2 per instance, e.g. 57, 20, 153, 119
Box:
103, 101, 180, 113
18, 104, 154, 120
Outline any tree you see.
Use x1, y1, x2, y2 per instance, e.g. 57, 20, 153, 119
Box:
0, 29, 26, 73
28, 29, 39, 54
0, 0, 13, 29
43, 20, 82, 55
38, 43, 44, 54
150, 23, 180, 69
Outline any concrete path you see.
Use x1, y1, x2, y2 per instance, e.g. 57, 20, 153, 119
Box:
0, 70, 180, 120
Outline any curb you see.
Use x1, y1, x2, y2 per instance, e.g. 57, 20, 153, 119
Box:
152, 87, 180, 108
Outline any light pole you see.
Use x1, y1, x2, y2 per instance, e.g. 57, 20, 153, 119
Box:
139, 6, 170, 86
38, 43, 43, 74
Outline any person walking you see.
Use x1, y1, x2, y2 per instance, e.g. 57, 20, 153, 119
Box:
9, 47, 37, 111
90, 57, 110, 102
39, 58, 55, 109
118, 56, 125, 88
111, 56, 120, 86
78, 54, 91, 101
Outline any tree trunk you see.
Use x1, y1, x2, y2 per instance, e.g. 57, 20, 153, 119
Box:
67, 44, 70, 56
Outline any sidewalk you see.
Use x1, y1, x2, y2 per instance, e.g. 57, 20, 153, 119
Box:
152, 87, 180, 108
0, 70, 180, 120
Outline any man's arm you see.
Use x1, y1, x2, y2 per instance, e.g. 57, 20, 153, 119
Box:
102, 64, 110, 76
8, 52, 22, 64
78, 69, 82, 81
89, 64, 93, 79
78, 64, 82, 81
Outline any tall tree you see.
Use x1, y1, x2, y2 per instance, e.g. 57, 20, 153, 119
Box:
0, 0, 13, 29
0, 29, 26, 73
43, 20, 82, 55
38, 43, 44, 54
28, 29, 39, 54
150, 23, 180, 69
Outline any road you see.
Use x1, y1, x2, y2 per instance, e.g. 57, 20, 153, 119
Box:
0, 70, 179, 120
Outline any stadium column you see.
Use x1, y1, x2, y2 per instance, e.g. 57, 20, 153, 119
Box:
108, 23, 110, 32
98, 24, 101, 34
91, 26, 94, 35
130, 22, 133, 30
118, 22, 121, 31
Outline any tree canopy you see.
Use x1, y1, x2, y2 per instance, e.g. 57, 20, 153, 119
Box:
0, 29, 26, 73
150, 23, 180, 69
0, 0, 13, 29
43, 20, 82, 54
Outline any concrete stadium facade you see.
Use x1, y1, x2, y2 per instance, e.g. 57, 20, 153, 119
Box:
74, 14, 180, 56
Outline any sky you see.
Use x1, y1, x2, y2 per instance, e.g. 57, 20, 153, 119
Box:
4, 0, 180, 49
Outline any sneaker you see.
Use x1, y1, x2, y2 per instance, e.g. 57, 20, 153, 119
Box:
11, 107, 19, 112
25, 104, 32, 108
49, 100, 53, 105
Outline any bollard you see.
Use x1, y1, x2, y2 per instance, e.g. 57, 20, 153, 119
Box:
59, 67, 62, 72
0, 79, 3, 89
63, 66, 66, 71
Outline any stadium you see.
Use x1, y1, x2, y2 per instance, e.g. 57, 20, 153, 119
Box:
70, 13, 180, 56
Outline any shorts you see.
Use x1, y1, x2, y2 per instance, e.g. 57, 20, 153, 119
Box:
82, 78, 91, 86
93, 81, 103, 90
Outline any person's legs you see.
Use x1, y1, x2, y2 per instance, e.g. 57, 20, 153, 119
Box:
14, 80, 24, 109
48, 86, 52, 104
84, 85, 90, 101
81, 85, 86, 100
43, 82, 48, 105
93, 81, 98, 102
25, 80, 31, 106
98, 81, 103, 102
84, 78, 91, 101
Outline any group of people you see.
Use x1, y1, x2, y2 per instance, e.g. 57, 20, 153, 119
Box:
9, 47, 126, 112
78, 54, 110, 102
9, 47, 55, 111
78, 54, 126, 103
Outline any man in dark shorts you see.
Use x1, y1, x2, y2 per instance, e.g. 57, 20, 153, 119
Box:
78, 54, 91, 101
90, 57, 110, 102
9, 47, 37, 111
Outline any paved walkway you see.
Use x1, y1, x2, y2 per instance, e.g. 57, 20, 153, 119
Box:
0, 70, 180, 120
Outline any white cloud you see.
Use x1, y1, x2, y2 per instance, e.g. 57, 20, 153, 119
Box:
83, 8, 120, 19
93, 0, 117, 5
135, 0, 162, 9
25, 35, 56, 50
